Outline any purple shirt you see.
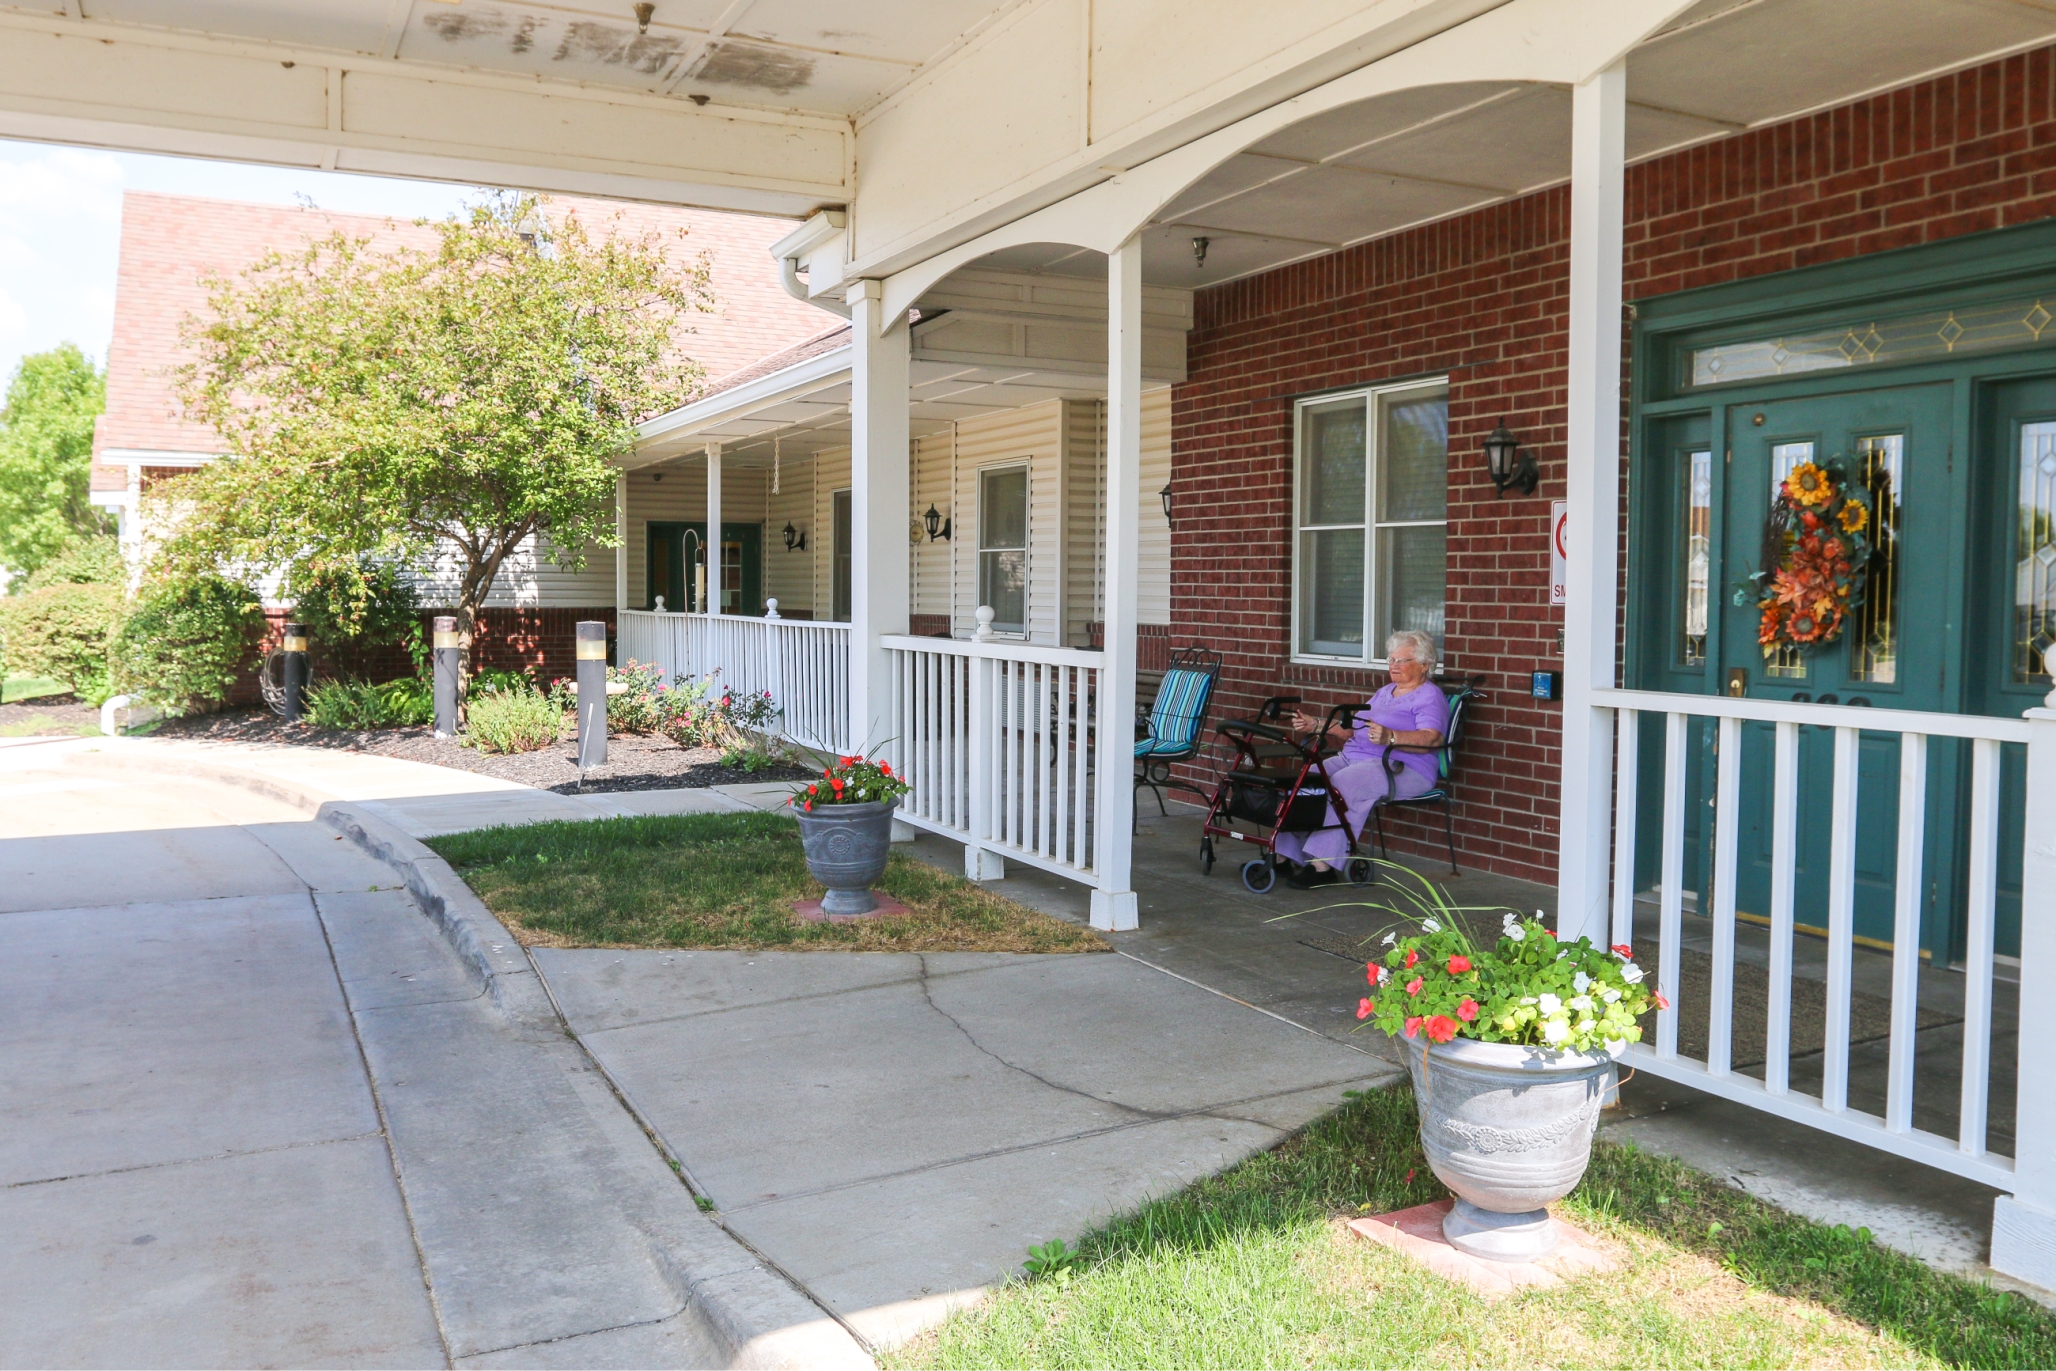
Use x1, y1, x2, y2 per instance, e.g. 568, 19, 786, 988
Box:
1340, 683, 1451, 785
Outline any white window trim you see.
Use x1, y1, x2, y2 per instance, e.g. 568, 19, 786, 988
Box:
1289, 377, 1449, 668
977, 461, 1031, 639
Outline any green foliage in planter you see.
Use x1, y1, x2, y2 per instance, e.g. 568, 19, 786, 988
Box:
0, 577, 122, 704
463, 683, 563, 754
305, 676, 434, 729
110, 575, 265, 715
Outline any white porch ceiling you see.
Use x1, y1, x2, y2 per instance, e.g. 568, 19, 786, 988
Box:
32, 0, 1015, 117
951, 0, 2056, 292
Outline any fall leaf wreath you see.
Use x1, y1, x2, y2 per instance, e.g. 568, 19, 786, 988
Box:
1741, 458, 1874, 656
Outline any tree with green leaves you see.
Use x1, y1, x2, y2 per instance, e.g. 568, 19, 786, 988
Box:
0, 344, 111, 581
155, 193, 713, 674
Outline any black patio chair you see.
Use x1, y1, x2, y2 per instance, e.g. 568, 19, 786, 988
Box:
1362, 675, 1486, 876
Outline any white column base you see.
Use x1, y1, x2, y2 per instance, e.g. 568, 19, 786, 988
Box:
965, 846, 1005, 881
1992, 1197, 2056, 1292
1091, 889, 1138, 932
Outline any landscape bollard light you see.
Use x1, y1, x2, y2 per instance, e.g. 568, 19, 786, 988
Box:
433, 615, 460, 739
576, 620, 607, 772
280, 622, 309, 723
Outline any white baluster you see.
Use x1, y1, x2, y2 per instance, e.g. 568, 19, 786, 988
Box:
1708, 715, 1740, 1076
1656, 712, 1687, 1059
1765, 720, 1800, 1095
1886, 732, 1928, 1133
1823, 725, 1859, 1113
1960, 737, 1999, 1158
1610, 708, 1639, 951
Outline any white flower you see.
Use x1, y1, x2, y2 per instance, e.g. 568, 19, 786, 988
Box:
1507, 925, 1527, 942
1573, 971, 1591, 993
1422, 918, 1442, 933
1520, 996, 1538, 1006
1621, 963, 1645, 984
1602, 988, 1621, 1004
1604, 1038, 1628, 1057
1503, 912, 1517, 929
1381, 932, 1396, 946
1542, 1019, 1569, 1045
1569, 995, 1593, 1013
1538, 993, 1562, 1015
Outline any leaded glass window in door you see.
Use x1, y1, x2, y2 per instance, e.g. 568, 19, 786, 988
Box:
1766, 441, 1814, 679
1683, 448, 1712, 666
1853, 434, 1902, 683
2018, 420, 2056, 683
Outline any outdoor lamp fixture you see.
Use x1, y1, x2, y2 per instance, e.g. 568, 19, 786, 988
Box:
923, 503, 952, 541
1192, 237, 1210, 269
633, 3, 655, 34
1482, 419, 1538, 498
1159, 483, 1174, 524
782, 521, 806, 552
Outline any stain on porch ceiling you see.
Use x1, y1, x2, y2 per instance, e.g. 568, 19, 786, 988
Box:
693, 41, 815, 94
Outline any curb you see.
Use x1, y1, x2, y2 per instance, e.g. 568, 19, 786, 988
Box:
58, 740, 875, 1371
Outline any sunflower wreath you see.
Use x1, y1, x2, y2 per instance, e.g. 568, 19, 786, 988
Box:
1738, 456, 1874, 658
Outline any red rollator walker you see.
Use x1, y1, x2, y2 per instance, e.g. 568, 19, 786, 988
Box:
1199, 695, 1378, 895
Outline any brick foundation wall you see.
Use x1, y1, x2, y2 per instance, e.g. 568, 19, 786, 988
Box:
1171, 45, 2056, 885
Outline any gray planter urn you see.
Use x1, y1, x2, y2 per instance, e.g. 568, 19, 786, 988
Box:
1402, 1035, 1614, 1262
793, 798, 898, 916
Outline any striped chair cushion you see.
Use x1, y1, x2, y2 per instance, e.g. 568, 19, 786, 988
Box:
1135, 668, 1212, 758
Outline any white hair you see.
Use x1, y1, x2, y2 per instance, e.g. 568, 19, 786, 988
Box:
1385, 629, 1439, 670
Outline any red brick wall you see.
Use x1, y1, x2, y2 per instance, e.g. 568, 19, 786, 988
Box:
1171, 45, 2056, 885
237, 606, 616, 704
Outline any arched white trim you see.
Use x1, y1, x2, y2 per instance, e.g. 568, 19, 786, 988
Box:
877, 0, 1696, 330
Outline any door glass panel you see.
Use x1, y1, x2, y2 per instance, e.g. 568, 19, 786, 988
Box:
1683, 448, 1712, 666
1301, 528, 1365, 655
1302, 401, 1367, 525
1765, 441, 1814, 679
1376, 524, 1446, 648
1853, 433, 1902, 683
979, 467, 1029, 633
2018, 420, 2056, 683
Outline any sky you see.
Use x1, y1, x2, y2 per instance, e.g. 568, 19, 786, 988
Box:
0, 138, 478, 388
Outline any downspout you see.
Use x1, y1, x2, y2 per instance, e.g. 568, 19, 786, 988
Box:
771, 209, 853, 319
780, 255, 851, 318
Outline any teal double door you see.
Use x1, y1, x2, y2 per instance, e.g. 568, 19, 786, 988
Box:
1637, 372, 2034, 960
646, 521, 764, 615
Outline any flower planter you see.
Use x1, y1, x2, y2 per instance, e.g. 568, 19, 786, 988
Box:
792, 798, 898, 916
1402, 1035, 1614, 1262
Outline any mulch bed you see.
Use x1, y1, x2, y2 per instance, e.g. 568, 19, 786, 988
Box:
0, 693, 102, 738
152, 706, 816, 794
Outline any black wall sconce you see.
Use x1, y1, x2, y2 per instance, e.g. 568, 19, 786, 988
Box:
1483, 420, 1538, 498
1159, 483, 1174, 525
923, 503, 952, 541
782, 521, 806, 552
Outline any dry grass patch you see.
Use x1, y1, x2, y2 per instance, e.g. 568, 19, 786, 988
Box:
428, 810, 1107, 954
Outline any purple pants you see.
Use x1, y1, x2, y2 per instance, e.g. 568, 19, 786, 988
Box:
1273, 756, 1436, 866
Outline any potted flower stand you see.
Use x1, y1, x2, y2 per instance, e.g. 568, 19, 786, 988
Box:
788, 753, 911, 917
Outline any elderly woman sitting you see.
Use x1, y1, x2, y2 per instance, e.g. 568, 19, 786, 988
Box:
1275, 628, 1450, 888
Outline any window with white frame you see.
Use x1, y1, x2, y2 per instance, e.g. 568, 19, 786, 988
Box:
978, 465, 1029, 634
1294, 380, 1449, 663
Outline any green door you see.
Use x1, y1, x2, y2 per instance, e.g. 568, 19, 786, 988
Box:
1715, 383, 1956, 950
646, 521, 765, 614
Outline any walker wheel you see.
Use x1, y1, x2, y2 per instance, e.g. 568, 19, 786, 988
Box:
1241, 859, 1276, 894
1345, 857, 1375, 887
1200, 837, 1215, 877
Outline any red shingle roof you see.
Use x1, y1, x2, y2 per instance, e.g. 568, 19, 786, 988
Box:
92, 191, 834, 492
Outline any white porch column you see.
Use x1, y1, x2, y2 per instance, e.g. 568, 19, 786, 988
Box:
1555, 61, 1627, 946
1091, 236, 1143, 932
704, 442, 723, 614
1993, 705, 2056, 1287
846, 281, 911, 754
613, 471, 627, 613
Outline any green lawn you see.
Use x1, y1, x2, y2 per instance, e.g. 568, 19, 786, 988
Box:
1, 674, 69, 704
427, 810, 1109, 954
890, 1086, 2053, 1370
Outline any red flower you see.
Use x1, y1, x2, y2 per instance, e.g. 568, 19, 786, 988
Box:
831, 778, 845, 791
1405, 977, 1423, 997
1405, 1168, 1416, 1183
1456, 998, 1478, 1022
1654, 989, 1671, 1010
1403, 1017, 1422, 1039
839, 755, 853, 767
803, 800, 813, 811
1611, 943, 1633, 958
880, 762, 893, 776
1356, 997, 1374, 1021
721, 695, 731, 706
1447, 954, 1471, 974
1366, 963, 1383, 985
1403, 949, 1419, 969
1425, 1015, 1459, 1043
1541, 928, 1556, 938
807, 784, 819, 795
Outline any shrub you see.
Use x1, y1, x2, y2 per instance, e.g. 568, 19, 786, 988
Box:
110, 575, 265, 715
606, 659, 672, 733
20, 535, 122, 592
305, 676, 434, 730
0, 579, 122, 703
291, 559, 422, 669
468, 666, 536, 700
464, 684, 563, 754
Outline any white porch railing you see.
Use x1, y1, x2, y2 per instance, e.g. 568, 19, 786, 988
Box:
884, 634, 1105, 884
1595, 687, 2036, 1191
618, 608, 849, 755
